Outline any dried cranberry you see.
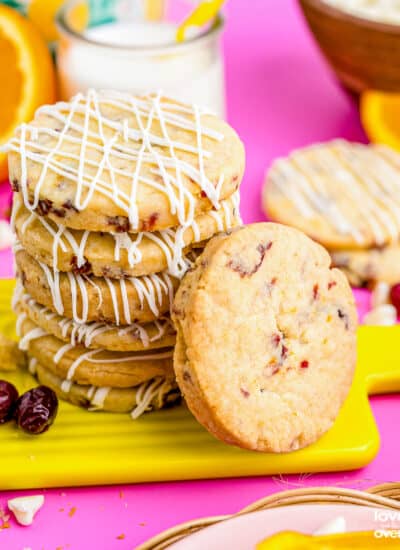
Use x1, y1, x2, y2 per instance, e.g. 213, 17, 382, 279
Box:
390, 283, 400, 316
141, 212, 159, 231
271, 333, 281, 347
14, 386, 58, 435
0, 381, 18, 424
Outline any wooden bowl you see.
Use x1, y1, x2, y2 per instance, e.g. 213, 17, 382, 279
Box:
299, 0, 400, 93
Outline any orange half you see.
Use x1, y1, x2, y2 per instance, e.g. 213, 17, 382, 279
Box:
360, 90, 400, 151
0, 5, 56, 182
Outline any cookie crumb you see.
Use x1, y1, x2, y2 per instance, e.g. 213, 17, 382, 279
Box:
0, 333, 26, 371
68, 507, 77, 518
116, 534, 125, 540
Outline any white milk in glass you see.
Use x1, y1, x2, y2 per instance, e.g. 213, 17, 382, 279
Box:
57, 20, 225, 116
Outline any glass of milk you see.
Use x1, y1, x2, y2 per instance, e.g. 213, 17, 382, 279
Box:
56, 0, 226, 117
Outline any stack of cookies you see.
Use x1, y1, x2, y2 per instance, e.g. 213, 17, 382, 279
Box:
5, 89, 244, 417
263, 139, 400, 288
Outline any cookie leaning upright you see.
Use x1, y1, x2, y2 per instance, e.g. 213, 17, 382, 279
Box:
172, 223, 357, 453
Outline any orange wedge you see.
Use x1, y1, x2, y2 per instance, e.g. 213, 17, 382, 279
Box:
360, 90, 400, 151
0, 4, 56, 182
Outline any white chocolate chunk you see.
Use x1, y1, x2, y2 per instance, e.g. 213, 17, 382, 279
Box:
313, 516, 347, 535
0, 220, 14, 250
363, 304, 397, 326
8, 495, 44, 526
371, 281, 390, 308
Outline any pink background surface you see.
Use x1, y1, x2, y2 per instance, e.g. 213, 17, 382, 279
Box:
0, 1, 398, 548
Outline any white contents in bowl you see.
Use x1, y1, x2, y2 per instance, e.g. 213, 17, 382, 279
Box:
57, 20, 225, 116
313, 515, 347, 535
323, 0, 400, 25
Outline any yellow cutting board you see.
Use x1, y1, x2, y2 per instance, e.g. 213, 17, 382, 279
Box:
0, 279, 399, 490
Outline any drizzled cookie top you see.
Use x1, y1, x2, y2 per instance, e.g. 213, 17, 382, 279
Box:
264, 140, 400, 249
5, 89, 245, 233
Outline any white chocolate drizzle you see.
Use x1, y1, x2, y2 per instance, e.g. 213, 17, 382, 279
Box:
88, 387, 111, 411
16, 311, 173, 388
60, 379, 72, 393
4, 89, 226, 231
268, 140, 400, 245
29, 254, 176, 325
14, 288, 175, 349
131, 377, 174, 419
54, 343, 74, 364
64, 347, 172, 388
12, 191, 240, 279
28, 357, 37, 375
16, 311, 48, 351
58, 377, 178, 417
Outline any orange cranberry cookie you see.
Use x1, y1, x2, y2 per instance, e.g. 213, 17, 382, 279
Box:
6, 90, 244, 233
172, 223, 357, 452
263, 140, 400, 249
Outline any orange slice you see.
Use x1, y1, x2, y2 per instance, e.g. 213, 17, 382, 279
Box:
0, 5, 56, 182
360, 90, 400, 151
27, 0, 65, 43
257, 530, 398, 549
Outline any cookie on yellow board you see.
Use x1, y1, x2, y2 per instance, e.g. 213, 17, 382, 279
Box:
172, 223, 357, 453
